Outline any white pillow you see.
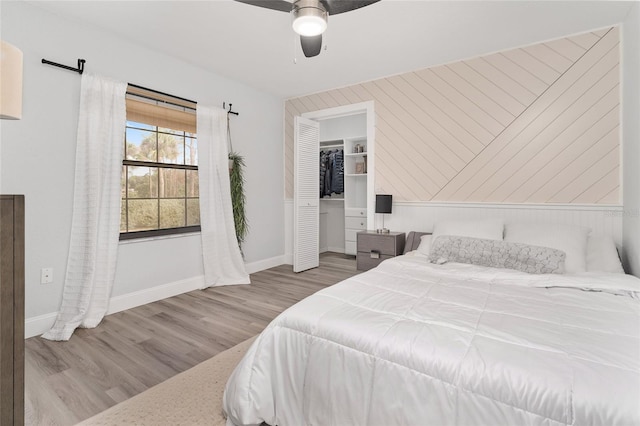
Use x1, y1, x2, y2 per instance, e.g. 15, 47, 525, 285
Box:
416, 234, 432, 256
432, 219, 504, 242
504, 223, 590, 274
586, 235, 624, 273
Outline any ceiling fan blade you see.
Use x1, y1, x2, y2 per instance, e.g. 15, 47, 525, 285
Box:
234, 0, 294, 13
300, 34, 322, 58
321, 0, 380, 15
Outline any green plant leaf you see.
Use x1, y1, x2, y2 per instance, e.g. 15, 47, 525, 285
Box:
229, 152, 248, 255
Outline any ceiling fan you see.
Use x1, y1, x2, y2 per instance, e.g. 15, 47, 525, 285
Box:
235, 0, 380, 58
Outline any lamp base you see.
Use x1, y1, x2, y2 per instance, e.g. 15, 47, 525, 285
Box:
376, 228, 390, 234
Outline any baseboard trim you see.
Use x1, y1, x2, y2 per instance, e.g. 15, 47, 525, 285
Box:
107, 275, 205, 316
245, 255, 286, 274
327, 246, 345, 254
25, 312, 58, 339
25, 255, 287, 339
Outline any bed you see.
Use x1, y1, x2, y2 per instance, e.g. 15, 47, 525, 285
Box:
223, 224, 640, 426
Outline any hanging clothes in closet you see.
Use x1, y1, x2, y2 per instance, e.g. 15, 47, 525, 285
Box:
319, 149, 344, 197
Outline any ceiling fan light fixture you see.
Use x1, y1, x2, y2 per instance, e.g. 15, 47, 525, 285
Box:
292, 0, 327, 37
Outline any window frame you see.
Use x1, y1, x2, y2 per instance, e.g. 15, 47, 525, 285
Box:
120, 90, 200, 241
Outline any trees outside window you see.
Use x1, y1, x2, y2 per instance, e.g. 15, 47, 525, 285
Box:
121, 121, 200, 239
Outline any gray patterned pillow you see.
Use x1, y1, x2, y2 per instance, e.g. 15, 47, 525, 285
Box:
428, 235, 566, 274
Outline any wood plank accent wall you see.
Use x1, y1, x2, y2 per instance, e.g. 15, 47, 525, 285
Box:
284, 27, 620, 204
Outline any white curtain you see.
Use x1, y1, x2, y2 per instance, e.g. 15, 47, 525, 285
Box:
43, 74, 127, 341
197, 105, 250, 287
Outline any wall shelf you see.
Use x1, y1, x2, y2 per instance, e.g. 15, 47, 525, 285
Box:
319, 144, 344, 150
319, 139, 344, 151
344, 136, 367, 143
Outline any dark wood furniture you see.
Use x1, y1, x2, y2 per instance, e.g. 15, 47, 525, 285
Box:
1, 195, 24, 426
356, 230, 405, 271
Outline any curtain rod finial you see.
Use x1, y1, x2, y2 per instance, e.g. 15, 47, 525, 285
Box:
224, 101, 239, 116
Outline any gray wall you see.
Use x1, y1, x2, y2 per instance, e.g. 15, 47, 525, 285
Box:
1, 1, 284, 320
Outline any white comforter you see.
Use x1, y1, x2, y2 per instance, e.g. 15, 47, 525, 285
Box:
223, 256, 640, 426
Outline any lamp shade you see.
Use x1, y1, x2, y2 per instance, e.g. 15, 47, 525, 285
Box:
375, 194, 392, 214
0, 40, 23, 120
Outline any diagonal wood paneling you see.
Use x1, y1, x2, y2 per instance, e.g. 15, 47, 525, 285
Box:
434, 27, 619, 202
284, 27, 619, 205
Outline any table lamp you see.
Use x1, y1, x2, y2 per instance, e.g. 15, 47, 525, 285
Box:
375, 194, 392, 234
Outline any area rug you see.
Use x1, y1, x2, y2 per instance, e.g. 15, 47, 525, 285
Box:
78, 335, 257, 426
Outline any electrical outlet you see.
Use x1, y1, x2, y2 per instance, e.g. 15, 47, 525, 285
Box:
41, 268, 53, 284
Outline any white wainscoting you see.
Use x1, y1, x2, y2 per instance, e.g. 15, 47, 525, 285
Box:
283, 200, 624, 264
384, 202, 624, 244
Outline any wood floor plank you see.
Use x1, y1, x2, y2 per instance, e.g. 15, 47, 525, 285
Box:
24, 253, 358, 425
87, 331, 177, 387
25, 355, 76, 426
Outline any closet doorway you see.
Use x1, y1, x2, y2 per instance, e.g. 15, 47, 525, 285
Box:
293, 102, 375, 273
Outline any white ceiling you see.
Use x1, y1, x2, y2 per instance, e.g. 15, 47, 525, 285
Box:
29, 0, 634, 99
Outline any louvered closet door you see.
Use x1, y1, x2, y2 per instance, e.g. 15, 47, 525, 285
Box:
294, 116, 320, 273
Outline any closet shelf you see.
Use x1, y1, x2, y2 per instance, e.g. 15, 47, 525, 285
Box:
344, 152, 367, 157
320, 198, 344, 201
345, 136, 366, 143
345, 173, 367, 177
319, 144, 344, 150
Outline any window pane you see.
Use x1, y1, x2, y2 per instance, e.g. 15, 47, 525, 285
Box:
158, 133, 184, 164
186, 170, 199, 197
121, 166, 126, 198
187, 199, 200, 226
159, 168, 185, 198
128, 167, 158, 198
126, 127, 156, 161
127, 120, 154, 131
158, 127, 182, 136
127, 199, 158, 231
122, 100, 199, 237
185, 137, 197, 166
160, 199, 185, 229
120, 200, 127, 232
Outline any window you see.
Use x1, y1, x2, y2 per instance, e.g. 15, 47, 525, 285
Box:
120, 86, 200, 239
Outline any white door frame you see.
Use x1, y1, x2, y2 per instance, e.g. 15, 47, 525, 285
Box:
302, 101, 376, 230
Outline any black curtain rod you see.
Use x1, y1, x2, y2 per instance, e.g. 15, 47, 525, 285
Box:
41, 59, 240, 116
126, 91, 196, 112
128, 83, 196, 105
130, 85, 240, 117
224, 102, 239, 116
42, 58, 86, 74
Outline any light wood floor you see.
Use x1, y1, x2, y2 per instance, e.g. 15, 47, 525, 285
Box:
25, 253, 358, 426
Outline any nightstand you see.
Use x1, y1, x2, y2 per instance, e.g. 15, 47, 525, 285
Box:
356, 231, 406, 271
